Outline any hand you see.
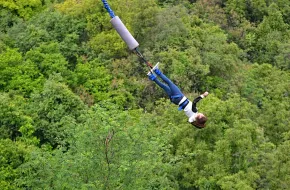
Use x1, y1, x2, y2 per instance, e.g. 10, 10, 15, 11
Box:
203, 91, 209, 97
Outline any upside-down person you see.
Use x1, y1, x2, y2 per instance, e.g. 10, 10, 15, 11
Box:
147, 63, 209, 129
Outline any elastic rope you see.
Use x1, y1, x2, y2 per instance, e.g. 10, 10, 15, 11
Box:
134, 48, 153, 69
101, 0, 115, 18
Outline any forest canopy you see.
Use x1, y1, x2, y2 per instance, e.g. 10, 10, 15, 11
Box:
0, 0, 290, 189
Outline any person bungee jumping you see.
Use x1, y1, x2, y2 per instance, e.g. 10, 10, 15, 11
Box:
100, 1, 209, 128
147, 63, 209, 129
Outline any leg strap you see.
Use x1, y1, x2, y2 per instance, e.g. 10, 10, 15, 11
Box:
147, 62, 160, 75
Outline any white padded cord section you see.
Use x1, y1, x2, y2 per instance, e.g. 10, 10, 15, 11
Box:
110, 16, 139, 50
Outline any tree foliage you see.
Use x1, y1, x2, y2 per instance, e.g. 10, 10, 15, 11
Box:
0, 0, 290, 189
28, 76, 87, 147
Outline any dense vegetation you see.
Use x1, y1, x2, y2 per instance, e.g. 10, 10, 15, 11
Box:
0, 0, 289, 189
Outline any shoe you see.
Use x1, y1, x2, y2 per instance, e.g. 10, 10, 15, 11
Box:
154, 68, 162, 75
147, 72, 156, 81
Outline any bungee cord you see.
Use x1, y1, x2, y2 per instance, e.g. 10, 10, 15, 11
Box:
101, 0, 155, 73
101, 0, 115, 18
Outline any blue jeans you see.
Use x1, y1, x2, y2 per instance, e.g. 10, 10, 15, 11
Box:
153, 73, 184, 105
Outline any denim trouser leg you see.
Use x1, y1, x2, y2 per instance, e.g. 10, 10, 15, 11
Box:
153, 78, 171, 95
153, 73, 183, 105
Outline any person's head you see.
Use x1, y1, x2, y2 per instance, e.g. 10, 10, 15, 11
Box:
191, 113, 207, 129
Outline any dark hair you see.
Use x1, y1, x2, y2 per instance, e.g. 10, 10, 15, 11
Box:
192, 115, 207, 129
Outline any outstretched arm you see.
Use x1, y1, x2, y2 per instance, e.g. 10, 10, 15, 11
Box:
192, 92, 209, 112
193, 91, 209, 103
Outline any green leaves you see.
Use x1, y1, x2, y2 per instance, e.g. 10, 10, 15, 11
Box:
0, 139, 25, 190
0, 0, 43, 20
0, 0, 290, 189
74, 58, 112, 102
157, 48, 209, 92
25, 43, 70, 78
0, 93, 24, 139
17, 103, 177, 189
28, 76, 87, 147
243, 3, 290, 65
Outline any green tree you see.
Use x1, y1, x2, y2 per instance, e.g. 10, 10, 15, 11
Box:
7, 9, 87, 67
108, 55, 149, 109
0, 48, 44, 96
254, 132, 290, 189
17, 102, 178, 189
247, 3, 290, 64
144, 5, 191, 51
25, 42, 71, 80
0, 139, 30, 190
130, 0, 160, 45
73, 58, 112, 102
0, 93, 31, 140
164, 94, 266, 189
269, 132, 290, 189
156, 48, 209, 92
0, 48, 22, 91
0, 0, 43, 20
225, 0, 267, 23
193, 0, 228, 28
269, 0, 290, 24
28, 75, 88, 147
237, 64, 290, 144
274, 39, 290, 70
0, 8, 21, 33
